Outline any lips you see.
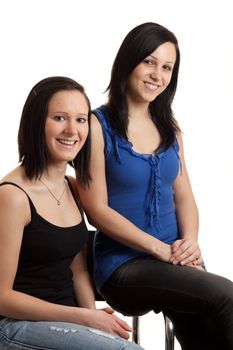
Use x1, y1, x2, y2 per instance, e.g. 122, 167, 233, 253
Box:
57, 139, 77, 145
144, 82, 160, 91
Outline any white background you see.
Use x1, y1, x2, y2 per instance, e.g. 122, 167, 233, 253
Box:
1, 1, 232, 349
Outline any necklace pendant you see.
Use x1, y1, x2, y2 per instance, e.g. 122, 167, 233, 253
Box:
39, 178, 66, 206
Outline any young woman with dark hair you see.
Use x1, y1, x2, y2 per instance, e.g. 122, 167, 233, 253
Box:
77, 23, 233, 350
0, 76, 142, 350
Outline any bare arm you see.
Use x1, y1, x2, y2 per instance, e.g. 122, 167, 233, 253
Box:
170, 133, 203, 267
70, 246, 96, 309
77, 114, 172, 262
66, 175, 96, 309
0, 185, 131, 339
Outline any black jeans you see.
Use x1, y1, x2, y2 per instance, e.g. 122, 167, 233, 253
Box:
101, 256, 233, 350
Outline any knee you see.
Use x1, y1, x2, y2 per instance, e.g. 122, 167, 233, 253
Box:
207, 275, 233, 314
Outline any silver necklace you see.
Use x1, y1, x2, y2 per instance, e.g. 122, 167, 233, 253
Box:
39, 178, 67, 206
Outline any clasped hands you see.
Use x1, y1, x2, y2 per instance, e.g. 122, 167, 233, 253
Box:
170, 238, 204, 270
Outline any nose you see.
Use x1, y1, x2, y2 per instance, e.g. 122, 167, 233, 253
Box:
150, 66, 162, 81
63, 120, 77, 135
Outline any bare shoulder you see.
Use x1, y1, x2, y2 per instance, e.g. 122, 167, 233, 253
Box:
0, 183, 29, 208
0, 183, 31, 223
90, 113, 104, 147
90, 113, 102, 132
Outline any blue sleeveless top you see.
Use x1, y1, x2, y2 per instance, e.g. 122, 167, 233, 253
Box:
93, 105, 181, 291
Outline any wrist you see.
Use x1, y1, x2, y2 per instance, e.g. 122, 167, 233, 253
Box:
151, 240, 170, 261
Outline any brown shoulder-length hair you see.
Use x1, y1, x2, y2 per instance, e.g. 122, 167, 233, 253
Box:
18, 76, 91, 187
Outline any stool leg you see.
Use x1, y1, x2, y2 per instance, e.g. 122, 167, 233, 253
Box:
132, 316, 140, 344
163, 313, 174, 350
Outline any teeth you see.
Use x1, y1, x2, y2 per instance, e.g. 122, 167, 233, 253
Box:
58, 139, 76, 145
145, 82, 159, 91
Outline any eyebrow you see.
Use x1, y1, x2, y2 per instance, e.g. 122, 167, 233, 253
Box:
51, 111, 88, 116
149, 54, 175, 65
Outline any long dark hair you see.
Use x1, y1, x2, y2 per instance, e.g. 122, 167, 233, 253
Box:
18, 76, 91, 187
106, 22, 181, 150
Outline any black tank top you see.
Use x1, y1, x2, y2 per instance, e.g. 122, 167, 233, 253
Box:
0, 180, 89, 307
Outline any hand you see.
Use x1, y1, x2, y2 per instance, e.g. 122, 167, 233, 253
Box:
170, 238, 203, 266
86, 309, 132, 339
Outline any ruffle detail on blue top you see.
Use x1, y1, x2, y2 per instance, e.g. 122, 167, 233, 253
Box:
112, 135, 164, 228
93, 106, 180, 230
146, 156, 161, 227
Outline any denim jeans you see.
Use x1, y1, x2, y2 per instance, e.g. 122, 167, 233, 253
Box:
102, 256, 233, 350
0, 317, 143, 350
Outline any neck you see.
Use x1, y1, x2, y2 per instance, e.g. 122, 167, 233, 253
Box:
128, 109, 151, 121
127, 102, 150, 121
41, 164, 67, 184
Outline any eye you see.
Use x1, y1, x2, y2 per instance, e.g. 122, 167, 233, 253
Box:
53, 115, 66, 121
143, 58, 154, 65
163, 65, 173, 72
76, 116, 88, 123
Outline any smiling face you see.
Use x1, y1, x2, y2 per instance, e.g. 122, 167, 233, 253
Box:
45, 89, 89, 164
127, 41, 176, 105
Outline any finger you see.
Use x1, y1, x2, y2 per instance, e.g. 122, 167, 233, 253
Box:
171, 241, 190, 260
180, 250, 202, 266
103, 320, 130, 340
102, 306, 114, 314
171, 247, 193, 264
176, 243, 200, 263
171, 239, 182, 253
115, 328, 130, 339
181, 256, 196, 265
191, 256, 203, 265
115, 317, 132, 331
